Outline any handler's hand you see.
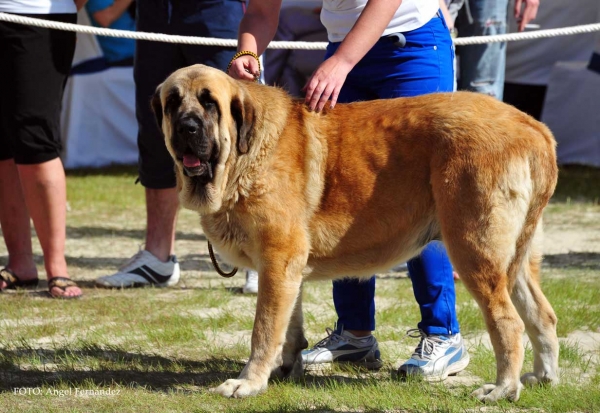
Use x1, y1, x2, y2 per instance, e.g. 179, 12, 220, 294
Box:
74, 0, 87, 11
514, 0, 539, 32
303, 55, 352, 112
228, 55, 260, 81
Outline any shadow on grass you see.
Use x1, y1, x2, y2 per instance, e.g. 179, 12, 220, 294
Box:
0, 348, 245, 392
66, 226, 206, 242
62, 253, 221, 273
0, 252, 226, 273
0, 347, 372, 394
543, 252, 600, 270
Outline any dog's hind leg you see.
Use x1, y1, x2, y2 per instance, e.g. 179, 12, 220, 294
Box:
437, 176, 530, 401
443, 228, 526, 401
464, 274, 525, 402
271, 283, 309, 380
510, 222, 559, 387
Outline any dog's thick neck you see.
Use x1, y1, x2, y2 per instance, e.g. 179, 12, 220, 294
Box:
219, 83, 294, 211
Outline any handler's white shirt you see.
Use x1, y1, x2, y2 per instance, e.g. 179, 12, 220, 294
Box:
0, 0, 76, 14
321, 0, 439, 42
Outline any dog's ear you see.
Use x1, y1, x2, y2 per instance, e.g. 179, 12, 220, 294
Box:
151, 83, 163, 128
230, 94, 255, 154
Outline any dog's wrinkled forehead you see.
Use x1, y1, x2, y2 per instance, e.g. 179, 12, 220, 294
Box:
160, 65, 232, 109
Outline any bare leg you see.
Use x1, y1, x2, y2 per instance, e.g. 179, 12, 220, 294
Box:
0, 159, 38, 286
144, 187, 178, 261
18, 158, 80, 297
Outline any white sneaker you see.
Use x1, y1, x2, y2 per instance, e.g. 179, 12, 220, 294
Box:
243, 270, 258, 294
397, 329, 470, 381
95, 250, 180, 288
301, 327, 382, 370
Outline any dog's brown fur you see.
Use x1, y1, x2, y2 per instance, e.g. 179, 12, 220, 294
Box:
153, 64, 560, 401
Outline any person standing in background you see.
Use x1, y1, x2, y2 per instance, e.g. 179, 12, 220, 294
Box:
0, 0, 86, 298
95, 0, 261, 293
453, 0, 539, 100
85, 0, 136, 66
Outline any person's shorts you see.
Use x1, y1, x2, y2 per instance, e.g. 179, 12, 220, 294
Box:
136, 0, 246, 189
0, 13, 76, 165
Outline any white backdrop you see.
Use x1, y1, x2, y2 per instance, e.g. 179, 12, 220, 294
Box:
60, 10, 138, 169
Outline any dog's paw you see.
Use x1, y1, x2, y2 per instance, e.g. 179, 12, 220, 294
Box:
210, 379, 267, 398
520, 372, 559, 387
270, 358, 304, 380
471, 382, 522, 403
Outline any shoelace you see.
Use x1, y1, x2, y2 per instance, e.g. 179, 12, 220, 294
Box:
406, 328, 448, 360
118, 249, 146, 271
313, 327, 344, 349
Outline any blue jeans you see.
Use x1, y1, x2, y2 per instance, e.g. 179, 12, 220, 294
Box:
456, 0, 508, 99
328, 12, 460, 336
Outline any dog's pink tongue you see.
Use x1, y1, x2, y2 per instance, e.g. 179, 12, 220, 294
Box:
183, 154, 201, 168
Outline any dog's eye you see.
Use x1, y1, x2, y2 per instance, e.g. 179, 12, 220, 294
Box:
165, 93, 181, 114
199, 89, 218, 111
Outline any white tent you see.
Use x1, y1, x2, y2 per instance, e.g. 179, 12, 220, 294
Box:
60, 10, 138, 169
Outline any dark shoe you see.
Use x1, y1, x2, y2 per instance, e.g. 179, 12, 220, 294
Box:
0, 268, 39, 291
48, 276, 82, 299
301, 327, 382, 370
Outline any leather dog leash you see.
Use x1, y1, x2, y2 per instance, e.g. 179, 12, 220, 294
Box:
208, 241, 238, 278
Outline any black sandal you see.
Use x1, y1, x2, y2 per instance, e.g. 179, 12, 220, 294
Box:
0, 268, 39, 291
47, 276, 82, 299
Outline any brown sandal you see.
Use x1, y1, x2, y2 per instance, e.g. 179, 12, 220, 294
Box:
0, 268, 39, 291
48, 277, 82, 299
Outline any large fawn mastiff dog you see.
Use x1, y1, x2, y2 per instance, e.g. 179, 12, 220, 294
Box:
152, 64, 559, 402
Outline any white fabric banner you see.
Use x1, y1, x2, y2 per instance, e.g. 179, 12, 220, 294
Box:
60, 9, 138, 169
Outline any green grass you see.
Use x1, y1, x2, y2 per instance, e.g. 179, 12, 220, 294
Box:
0, 166, 598, 412
552, 165, 600, 204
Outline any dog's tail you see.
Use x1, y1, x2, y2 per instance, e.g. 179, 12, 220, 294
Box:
506, 119, 557, 290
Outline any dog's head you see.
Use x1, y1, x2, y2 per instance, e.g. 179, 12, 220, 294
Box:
152, 64, 255, 213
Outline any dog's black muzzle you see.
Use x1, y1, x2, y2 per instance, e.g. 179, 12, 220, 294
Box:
173, 115, 217, 182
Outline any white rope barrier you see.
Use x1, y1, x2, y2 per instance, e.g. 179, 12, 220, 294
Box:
1, 12, 599, 49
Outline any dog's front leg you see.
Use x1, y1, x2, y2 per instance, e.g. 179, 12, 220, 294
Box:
271, 283, 308, 380
212, 245, 306, 398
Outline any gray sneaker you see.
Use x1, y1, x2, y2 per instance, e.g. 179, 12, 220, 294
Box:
397, 329, 470, 381
95, 250, 180, 288
301, 327, 382, 370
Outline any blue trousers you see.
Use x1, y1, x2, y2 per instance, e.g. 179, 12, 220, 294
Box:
328, 12, 460, 336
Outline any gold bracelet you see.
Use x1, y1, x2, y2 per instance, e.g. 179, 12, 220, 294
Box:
227, 50, 262, 79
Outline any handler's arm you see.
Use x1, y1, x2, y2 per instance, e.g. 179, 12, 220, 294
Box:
74, 0, 88, 11
228, 0, 282, 81
90, 0, 133, 27
304, 0, 403, 111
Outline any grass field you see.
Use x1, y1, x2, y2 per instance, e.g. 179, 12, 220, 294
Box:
0, 165, 599, 413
